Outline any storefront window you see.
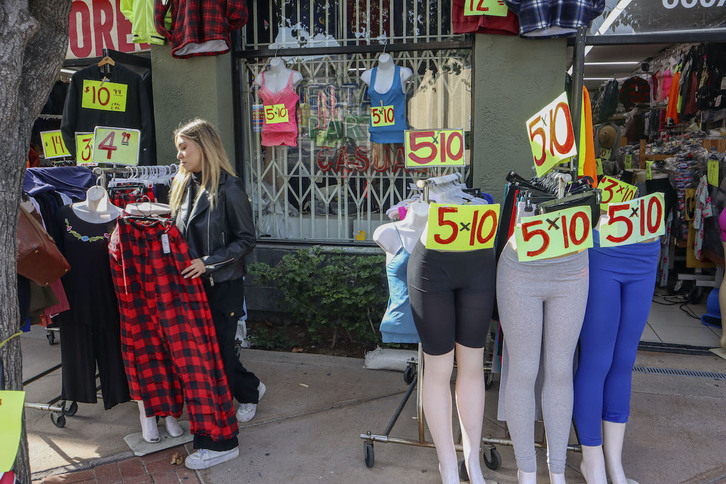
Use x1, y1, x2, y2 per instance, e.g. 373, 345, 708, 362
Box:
239, 1, 472, 242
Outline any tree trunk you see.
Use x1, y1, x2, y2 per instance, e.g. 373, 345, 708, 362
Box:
0, 2, 71, 482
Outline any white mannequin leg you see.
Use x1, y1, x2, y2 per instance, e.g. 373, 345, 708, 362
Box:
454, 344, 487, 484
548, 470, 567, 484
518, 470, 537, 484
579, 444, 608, 484
603, 421, 638, 484
165, 415, 184, 437
422, 350, 459, 484
137, 400, 159, 443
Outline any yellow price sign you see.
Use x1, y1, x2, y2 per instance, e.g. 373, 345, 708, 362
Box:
81, 80, 127, 112
515, 206, 593, 261
40, 130, 70, 159
0, 391, 26, 472
75, 132, 94, 165
645, 160, 654, 180
92, 127, 140, 165
599, 175, 637, 210
526, 92, 577, 177
624, 154, 633, 169
600, 193, 665, 247
595, 157, 603, 176
405, 129, 466, 168
264, 103, 289, 124
370, 105, 395, 127
425, 203, 499, 251
708, 159, 719, 187
464, 0, 508, 16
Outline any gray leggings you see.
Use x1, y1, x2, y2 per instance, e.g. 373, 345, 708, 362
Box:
496, 243, 589, 474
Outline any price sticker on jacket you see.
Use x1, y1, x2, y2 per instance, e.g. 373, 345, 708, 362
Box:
599, 193, 665, 247
526, 92, 577, 177
405, 129, 466, 167
515, 206, 593, 261
264, 104, 289, 124
645, 160, 654, 180
464, 0, 508, 16
425, 203, 499, 251
708, 159, 719, 187
40, 130, 70, 159
595, 157, 603, 176
624, 154, 633, 169
0, 391, 25, 472
371, 105, 395, 127
599, 175, 637, 210
75, 132, 94, 165
81, 80, 127, 112
92, 127, 140, 165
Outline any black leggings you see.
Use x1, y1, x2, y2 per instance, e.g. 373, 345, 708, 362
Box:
407, 242, 496, 356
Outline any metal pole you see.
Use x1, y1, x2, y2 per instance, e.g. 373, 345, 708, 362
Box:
570, 27, 587, 177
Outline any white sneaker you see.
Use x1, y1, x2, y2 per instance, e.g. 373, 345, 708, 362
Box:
236, 382, 266, 423
184, 447, 239, 470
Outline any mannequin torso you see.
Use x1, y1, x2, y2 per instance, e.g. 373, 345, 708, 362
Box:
373, 201, 428, 263
255, 58, 303, 93
72, 186, 123, 224
361, 54, 413, 93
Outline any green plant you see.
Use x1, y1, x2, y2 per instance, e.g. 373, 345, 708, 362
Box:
247, 324, 298, 351
249, 247, 387, 348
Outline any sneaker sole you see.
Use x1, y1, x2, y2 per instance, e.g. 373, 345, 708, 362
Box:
185, 448, 240, 470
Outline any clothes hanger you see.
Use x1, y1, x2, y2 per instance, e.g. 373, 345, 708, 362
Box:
98, 49, 115, 77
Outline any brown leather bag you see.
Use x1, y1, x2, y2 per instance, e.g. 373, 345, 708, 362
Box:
17, 206, 70, 286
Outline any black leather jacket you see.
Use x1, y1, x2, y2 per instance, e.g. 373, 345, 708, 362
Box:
175, 171, 256, 285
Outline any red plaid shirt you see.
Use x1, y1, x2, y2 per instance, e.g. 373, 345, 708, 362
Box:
155, 0, 248, 59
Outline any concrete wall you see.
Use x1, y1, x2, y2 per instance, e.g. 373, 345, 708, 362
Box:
471, 35, 568, 202
150, 44, 236, 165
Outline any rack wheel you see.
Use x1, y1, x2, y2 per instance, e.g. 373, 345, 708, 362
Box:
47, 332, 55, 345
64, 401, 78, 417
484, 371, 494, 390
483, 446, 501, 470
51, 413, 66, 428
403, 364, 415, 384
458, 459, 469, 481
364, 442, 374, 468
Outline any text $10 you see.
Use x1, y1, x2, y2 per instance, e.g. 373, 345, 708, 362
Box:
515, 206, 593, 261
426, 203, 500, 251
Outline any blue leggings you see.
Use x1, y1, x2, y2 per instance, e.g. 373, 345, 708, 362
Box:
573, 235, 659, 446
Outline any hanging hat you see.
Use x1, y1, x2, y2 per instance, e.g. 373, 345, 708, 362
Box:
701, 287, 722, 328
598, 125, 618, 149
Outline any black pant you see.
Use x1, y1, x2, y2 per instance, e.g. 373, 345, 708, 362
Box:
194, 278, 260, 451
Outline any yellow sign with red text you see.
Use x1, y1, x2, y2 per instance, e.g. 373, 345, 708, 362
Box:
264, 104, 289, 124
405, 129, 466, 168
708, 159, 719, 187
515, 206, 593, 261
40, 130, 70, 159
526, 92, 577, 177
92, 127, 140, 165
81, 80, 127, 112
599, 176, 637, 210
599, 193, 665, 247
371, 105, 395, 127
425, 204, 499, 251
463, 0, 508, 16
75, 132, 95, 165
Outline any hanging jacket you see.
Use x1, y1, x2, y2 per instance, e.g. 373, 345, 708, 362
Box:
154, 0, 248, 59
504, 0, 604, 38
120, 0, 171, 45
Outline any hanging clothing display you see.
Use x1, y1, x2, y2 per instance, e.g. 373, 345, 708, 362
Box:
451, 0, 519, 35
504, 0, 604, 38
120, 0, 171, 45
258, 72, 300, 147
109, 217, 238, 443
55, 206, 130, 410
367, 66, 408, 144
61, 65, 154, 165
380, 227, 420, 344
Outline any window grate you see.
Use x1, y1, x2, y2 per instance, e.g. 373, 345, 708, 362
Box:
632, 366, 726, 380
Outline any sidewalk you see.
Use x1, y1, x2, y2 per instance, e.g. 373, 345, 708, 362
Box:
21, 326, 726, 484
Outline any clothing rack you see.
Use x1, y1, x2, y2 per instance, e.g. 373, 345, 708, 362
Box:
92, 165, 177, 189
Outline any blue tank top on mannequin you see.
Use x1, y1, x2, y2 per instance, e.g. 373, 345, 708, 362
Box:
380, 227, 420, 343
368, 65, 408, 144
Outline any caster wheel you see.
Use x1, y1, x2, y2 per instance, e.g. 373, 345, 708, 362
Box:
459, 459, 469, 481
484, 371, 494, 390
51, 413, 66, 428
364, 442, 374, 468
403, 364, 415, 385
64, 401, 78, 417
483, 446, 502, 470
47, 332, 55, 345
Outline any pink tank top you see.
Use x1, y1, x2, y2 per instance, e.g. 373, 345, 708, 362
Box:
258, 71, 299, 147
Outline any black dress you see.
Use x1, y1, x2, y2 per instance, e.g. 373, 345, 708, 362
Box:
56, 205, 130, 409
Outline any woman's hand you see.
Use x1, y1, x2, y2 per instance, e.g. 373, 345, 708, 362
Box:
182, 258, 206, 279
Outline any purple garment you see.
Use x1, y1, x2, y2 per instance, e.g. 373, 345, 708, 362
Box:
24, 167, 97, 200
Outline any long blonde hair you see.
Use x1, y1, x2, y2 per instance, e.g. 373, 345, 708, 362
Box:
168, 118, 237, 215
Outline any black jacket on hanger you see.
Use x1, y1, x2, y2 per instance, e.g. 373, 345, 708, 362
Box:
61, 64, 155, 165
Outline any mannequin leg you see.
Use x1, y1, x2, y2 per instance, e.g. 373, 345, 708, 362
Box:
422, 350, 459, 484
719, 242, 726, 349
138, 400, 160, 443
579, 445, 607, 484
165, 415, 184, 437
602, 422, 635, 484
454, 344, 486, 484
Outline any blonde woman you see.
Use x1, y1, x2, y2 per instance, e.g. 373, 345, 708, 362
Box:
170, 118, 263, 469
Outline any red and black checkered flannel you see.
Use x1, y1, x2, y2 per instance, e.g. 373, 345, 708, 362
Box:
109, 217, 238, 442
155, 0, 248, 59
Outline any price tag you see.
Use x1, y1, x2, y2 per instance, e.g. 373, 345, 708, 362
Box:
75, 132, 94, 165
526, 92, 577, 177
264, 103, 289, 124
595, 157, 603, 176
600, 193, 666, 247
601, 148, 612, 160
464, 0, 508, 16
425, 203, 499, 251
81, 80, 127, 112
599, 176, 637, 210
40, 130, 70, 158
515, 206, 593, 261
645, 160, 653, 180
405, 129, 466, 168
371, 105, 395, 127
708, 159, 719, 187
91, 127, 140, 165
0, 391, 25, 472
624, 154, 632, 169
